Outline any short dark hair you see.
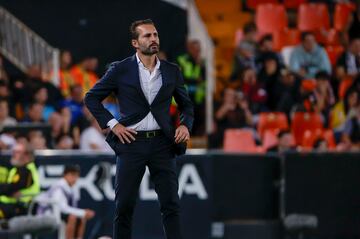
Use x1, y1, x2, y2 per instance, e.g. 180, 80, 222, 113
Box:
259, 34, 273, 45
301, 31, 314, 41
63, 165, 81, 176
278, 130, 291, 139
130, 19, 155, 40
243, 22, 257, 34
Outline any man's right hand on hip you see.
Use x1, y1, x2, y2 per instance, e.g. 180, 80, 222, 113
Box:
112, 123, 137, 144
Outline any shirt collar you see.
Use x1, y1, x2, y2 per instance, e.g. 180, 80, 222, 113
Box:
136, 53, 160, 71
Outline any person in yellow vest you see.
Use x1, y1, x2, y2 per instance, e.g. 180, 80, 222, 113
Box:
177, 39, 206, 135
70, 57, 99, 98
0, 141, 40, 219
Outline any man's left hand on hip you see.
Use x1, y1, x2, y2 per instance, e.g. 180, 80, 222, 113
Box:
174, 125, 190, 143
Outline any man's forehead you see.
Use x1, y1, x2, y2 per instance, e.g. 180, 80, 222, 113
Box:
137, 24, 157, 34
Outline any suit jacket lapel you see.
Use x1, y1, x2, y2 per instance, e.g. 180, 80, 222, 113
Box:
130, 54, 148, 104
151, 61, 169, 106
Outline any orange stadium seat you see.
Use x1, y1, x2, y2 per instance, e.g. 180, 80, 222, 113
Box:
247, 0, 279, 10
223, 129, 264, 153
334, 2, 356, 31
325, 45, 344, 66
196, 0, 241, 17
257, 112, 289, 138
273, 28, 301, 51
291, 112, 324, 145
283, 0, 307, 9
256, 4, 288, 34
298, 3, 330, 31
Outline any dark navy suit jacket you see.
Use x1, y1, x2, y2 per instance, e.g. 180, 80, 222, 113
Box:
84, 54, 194, 155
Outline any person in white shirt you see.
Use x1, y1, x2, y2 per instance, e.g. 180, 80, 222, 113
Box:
39, 165, 95, 239
79, 112, 112, 152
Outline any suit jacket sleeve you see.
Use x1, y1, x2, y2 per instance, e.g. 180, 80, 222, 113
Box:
84, 62, 119, 129
173, 67, 194, 132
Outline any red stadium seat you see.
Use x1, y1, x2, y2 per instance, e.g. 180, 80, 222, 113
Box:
247, 0, 279, 10
338, 77, 354, 99
316, 28, 340, 46
291, 112, 323, 145
256, 4, 288, 34
302, 129, 336, 149
298, 3, 330, 31
257, 112, 289, 139
223, 129, 264, 153
273, 28, 301, 51
262, 129, 279, 150
283, 0, 307, 9
334, 2, 356, 31
325, 45, 344, 66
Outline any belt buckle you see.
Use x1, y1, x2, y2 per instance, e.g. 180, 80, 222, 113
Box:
146, 131, 156, 138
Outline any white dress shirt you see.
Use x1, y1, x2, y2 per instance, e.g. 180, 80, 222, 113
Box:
107, 53, 162, 130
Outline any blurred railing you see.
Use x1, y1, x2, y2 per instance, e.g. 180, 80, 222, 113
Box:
0, 6, 59, 85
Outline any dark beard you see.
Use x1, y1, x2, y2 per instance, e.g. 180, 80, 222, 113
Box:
140, 45, 159, 56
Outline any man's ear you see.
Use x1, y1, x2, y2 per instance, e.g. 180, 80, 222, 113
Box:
131, 39, 138, 49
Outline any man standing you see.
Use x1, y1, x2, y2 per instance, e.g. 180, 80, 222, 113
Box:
84, 19, 194, 239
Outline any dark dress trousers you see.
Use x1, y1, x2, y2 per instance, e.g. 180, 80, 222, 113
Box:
84, 54, 194, 239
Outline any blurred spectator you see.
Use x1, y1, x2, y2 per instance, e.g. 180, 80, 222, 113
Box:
23, 102, 45, 123
0, 141, 39, 219
267, 130, 296, 153
177, 39, 206, 135
0, 99, 16, 130
61, 85, 84, 126
289, 32, 331, 78
0, 55, 9, 82
230, 22, 257, 81
28, 130, 48, 150
79, 113, 112, 152
274, 70, 302, 115
239, 67, 267, 114
0, 80, 15, 117
70, 57, 99, 97
341, 103, 360, 149
0, 98, 16, 150
314, 71, 336, 125
336, 37, 360, 79
208, 88, 253, 148
32, 86, 56, 121
37, 165, 95, 239
56, 134, 74, 150
257, 52, 283, 110
330, 87, 359, 131
256, 34, 283, 72
12, 65, 63, 112
59, 50, 76, 99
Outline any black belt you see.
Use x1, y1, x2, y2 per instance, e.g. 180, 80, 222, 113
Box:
136, 130, 164, 139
